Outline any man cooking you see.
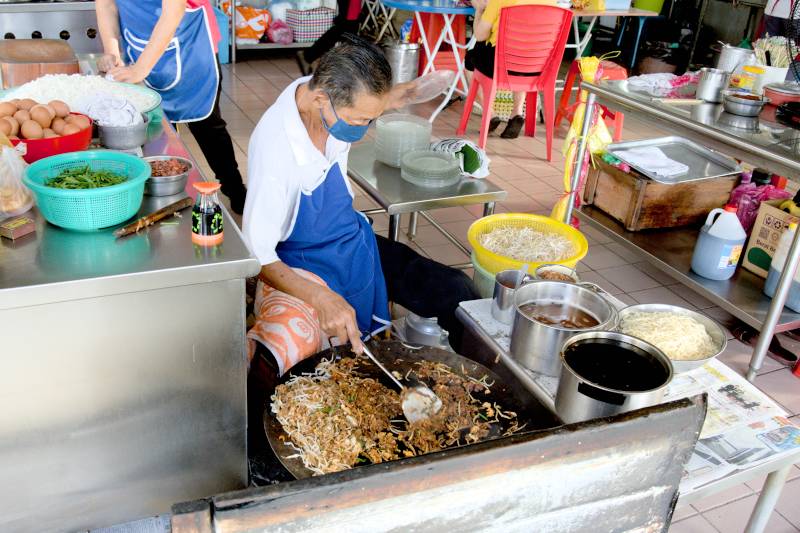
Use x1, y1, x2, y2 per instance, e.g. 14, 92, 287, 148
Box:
242, 41, 479, 375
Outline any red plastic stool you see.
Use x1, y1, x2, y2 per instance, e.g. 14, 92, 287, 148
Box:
555, 59, 628, 142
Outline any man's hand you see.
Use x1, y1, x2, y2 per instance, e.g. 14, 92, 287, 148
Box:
108, 63, 149, 84
310, 287, 364, 353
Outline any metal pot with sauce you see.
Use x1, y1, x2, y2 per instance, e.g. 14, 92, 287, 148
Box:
555, 331, 674, 424
509, 281, 618, 376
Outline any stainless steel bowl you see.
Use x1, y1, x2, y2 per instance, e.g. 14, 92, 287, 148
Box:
721, 90, 769, 117
616, 303, 727, 373
98, 114, 150, 150
718, 111, 760, 131
143, 156, 192, 197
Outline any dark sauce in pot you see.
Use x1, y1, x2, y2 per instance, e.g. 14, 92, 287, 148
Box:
564, 338, 670, 392
519, 302, 600, 329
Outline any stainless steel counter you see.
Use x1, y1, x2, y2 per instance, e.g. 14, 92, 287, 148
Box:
0, 122, 260, 532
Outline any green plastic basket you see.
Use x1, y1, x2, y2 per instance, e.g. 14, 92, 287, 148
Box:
23, 151, 150, 231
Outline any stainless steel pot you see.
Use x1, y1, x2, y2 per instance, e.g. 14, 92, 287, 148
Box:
554, 331, 674, 424
695, 68, 731, 103
383, 41, 421, 85
716, 44, 756, 73
509, 281, 617, 376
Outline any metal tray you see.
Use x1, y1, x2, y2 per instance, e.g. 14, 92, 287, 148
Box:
607, 136, 742, 184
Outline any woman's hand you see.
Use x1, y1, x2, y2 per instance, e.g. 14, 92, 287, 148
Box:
471, 0, 488, 11
310, 287, 364, 353
108, 63, 149, 83
97, 53, 124, 73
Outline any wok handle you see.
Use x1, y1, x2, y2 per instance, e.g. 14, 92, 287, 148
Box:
577, 382, 626, 406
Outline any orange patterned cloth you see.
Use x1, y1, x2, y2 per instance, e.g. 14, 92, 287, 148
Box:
247, 268, 330, 375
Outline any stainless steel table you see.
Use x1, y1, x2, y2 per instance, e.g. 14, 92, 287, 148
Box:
0, 122, 260, 532
347, 142, 507, 265
569, 80, 800, 381
457, 299, 800, 533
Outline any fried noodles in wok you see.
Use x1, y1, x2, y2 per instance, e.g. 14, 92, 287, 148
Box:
271, 356, 525, 476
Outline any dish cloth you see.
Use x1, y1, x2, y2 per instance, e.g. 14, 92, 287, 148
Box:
247, 268, 331, 375
613, 146, 689, 178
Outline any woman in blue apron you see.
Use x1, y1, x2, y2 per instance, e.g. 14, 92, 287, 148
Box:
95, 0, 248, 213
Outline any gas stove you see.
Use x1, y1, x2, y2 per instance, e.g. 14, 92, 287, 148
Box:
0, 0, 101, 54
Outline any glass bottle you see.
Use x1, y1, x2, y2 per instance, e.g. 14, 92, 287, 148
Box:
191, 181, 224, 246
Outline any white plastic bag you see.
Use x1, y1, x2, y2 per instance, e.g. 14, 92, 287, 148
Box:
0, 144, 33, 220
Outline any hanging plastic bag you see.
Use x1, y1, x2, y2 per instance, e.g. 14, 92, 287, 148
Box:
551, 54, 614, 225
0, 140, 33, 221
267, 19, 293, 44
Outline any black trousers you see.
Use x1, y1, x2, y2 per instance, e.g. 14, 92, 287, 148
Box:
375, 234, 478, 349
184, 66, 246, 202
304, 0, 361, 63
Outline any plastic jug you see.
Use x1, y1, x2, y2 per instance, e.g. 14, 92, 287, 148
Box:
691, 205, 747, 280
763, 222, 800, 312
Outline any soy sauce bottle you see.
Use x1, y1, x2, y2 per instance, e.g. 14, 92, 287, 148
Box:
191, 181, 224, 246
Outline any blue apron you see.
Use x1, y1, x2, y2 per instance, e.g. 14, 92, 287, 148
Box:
277, 163, 390, 333
116, 0, 218, 122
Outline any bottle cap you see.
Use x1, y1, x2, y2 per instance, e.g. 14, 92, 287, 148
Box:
751, 168, 772, 185
724, 204, 738, 213
790, 222, 798, 231
193, 181, 222, 194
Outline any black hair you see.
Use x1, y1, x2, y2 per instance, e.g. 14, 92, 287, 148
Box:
309, 35, 393, 107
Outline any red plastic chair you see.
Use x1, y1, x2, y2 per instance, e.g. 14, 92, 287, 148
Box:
456, 5, 573, 161
555, 59, 628, 142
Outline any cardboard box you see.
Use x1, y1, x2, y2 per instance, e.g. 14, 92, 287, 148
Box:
742, 200, 799, 278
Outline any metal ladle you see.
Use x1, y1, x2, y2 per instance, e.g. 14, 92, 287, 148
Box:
361, 343, 443, 423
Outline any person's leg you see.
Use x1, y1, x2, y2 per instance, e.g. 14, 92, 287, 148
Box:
302, 0, 359, 66
376, 234, 479, 350
500, 92, 526, 139
186, 65, 247, 214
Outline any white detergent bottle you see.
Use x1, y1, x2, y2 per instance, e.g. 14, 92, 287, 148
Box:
691, 205, 747, 280
763, 222, 800, 312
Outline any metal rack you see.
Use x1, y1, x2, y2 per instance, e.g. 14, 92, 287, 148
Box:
566, 80, 800, 382
226, 0, 323, 63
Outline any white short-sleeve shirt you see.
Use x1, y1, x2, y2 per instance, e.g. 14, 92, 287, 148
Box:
242, 77, 352, 266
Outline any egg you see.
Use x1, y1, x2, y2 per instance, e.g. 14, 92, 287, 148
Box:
20, 119, 43, 140
13, 109, 30, 123
30, 105, 52, 129
17, 99, 36, 111
0, 119, 11, 137
2, 116, 19, 136
43, 128, 58, 138
51, 117, 66, 134
61, 123, 81, 136
0, 102, 17, 117
68, 114, 90, 131
48, 100, 70, 118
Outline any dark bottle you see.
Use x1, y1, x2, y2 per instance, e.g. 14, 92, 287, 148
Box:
191, 181, 224, 246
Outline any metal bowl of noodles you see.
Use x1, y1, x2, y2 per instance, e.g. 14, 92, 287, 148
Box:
617, 303, 727, 373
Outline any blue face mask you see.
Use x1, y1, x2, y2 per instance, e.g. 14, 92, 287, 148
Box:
320, 99, 371, 143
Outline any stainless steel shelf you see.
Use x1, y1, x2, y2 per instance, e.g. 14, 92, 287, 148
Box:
582, 81, 800, 180
235, 41, 313, 50
576, 205, 800, 333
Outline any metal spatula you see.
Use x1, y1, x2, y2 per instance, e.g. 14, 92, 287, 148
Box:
361, 344, 443, 423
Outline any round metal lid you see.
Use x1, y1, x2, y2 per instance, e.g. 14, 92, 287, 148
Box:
764, 82, 800, 96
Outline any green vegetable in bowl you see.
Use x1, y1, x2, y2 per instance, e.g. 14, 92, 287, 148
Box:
45, 166, 127, 189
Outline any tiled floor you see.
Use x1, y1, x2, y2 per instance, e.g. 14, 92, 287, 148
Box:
180, 54, 800, 532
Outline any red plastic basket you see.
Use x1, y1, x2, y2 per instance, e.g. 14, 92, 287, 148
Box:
11, 112, 93, 163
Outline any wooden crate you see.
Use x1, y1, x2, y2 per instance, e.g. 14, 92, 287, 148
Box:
583, 159, 738, 231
